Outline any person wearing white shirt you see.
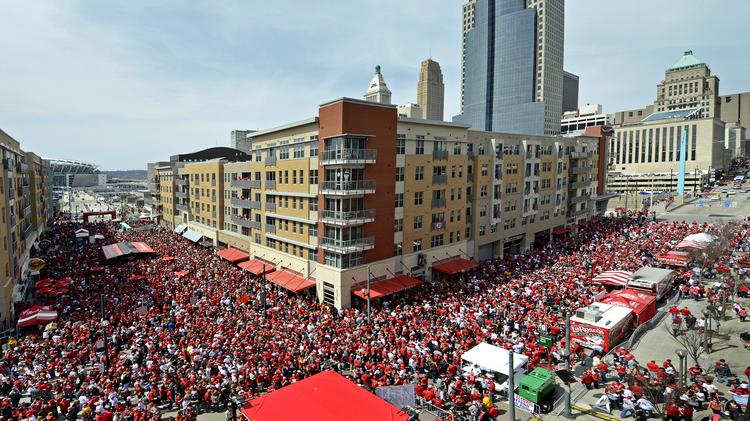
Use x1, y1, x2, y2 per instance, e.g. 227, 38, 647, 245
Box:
636, 397, 654, 417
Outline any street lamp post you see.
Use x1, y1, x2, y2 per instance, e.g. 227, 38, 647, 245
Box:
675, 349, 687, 389
561, 312, 573, 418
508, 349, 515, 421
100, 295, 109, 370
261, 264, 267, 320
366, 265, 371, 324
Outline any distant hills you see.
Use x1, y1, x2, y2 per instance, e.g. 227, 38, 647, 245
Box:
102, 170, 147, 179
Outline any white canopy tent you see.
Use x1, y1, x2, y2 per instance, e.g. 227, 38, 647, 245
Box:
75, 229, 90, 238
174, 224, 188, 234
182, 229, 203, 243
461, 342, 528, 391
683, 233, 716, 243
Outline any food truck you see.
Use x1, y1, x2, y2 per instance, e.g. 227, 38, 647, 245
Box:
629, 266, 675, 300
570, 302, 633, 352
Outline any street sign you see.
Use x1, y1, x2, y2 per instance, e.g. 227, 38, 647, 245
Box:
514, 395, 536, 413
538, 335, 554, 348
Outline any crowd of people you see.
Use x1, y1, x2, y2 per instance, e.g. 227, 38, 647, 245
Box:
0, 211, 747, 421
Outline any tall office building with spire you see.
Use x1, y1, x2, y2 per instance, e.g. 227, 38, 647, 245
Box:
455, 0, 564, 135
417, 59, 445, 121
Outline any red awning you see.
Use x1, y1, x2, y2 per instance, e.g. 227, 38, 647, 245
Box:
238, 259, 276, 276
590, 270, 633, 287
216, 248, 249, 263
432, 258, 479, 275
265, 269, 315, 293
128, 275, 147, 281
17, 305, 58, 329
241, 371, 407, 421
102, 242, 155, 260
161, 256, 175, 262
656, 251, 692, 267
352, 275, 423, 300
131, 242, 155, 253
552, 226, 568, 235
175, 271, 189, 277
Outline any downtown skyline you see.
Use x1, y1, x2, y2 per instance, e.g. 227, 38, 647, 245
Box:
1, 0, 749, 169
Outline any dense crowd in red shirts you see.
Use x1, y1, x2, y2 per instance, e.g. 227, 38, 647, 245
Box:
1, 212, 747, 420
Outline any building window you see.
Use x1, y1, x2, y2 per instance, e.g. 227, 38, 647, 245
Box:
691, 124, 697, 161
310, 139, 319, 157
430, 234, 444, 248
395, 193, 403, 208
416, 136, 425, 154
280, 146, 289, 160
293, 143, 305, 158
412, 240, 422, 252
394, 218, 403, 232
396, 167, 404, 182
396, 135, 405, 154
415, 166, 424, 180
414, 191, 423, 205
309, 170, 318, 185
413, 215, 422, 229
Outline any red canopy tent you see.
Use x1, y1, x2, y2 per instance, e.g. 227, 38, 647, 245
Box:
161, 256, 175, 262
590, 270, 633, 288
175, 271, 189, 277
91, 266, 105, 273
216, 248, 249, 264
102, 242, 155, 260
241, 371, 408, 421
128, 275, 147, 281
599, 289, 657, 325
352, 275, 423, 300
655, 251, 692, 267
17, 305, 58, 328
265, 269, 315, 293
432, 258, 479, 276
238, 259, 276, 276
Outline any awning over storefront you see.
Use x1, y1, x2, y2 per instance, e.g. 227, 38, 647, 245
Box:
182, 230, 203, 243
17, 305, 58, 329
352, 274, 423, 300
265, 269, 315, 293
216, 248, 249, 263
552, 226, 568, 235
238, 259, 276, 276
655, 251, 692, 267
432, 258, 479, 275
590, 270, 633, 287
101, 242, 155, 260
174, 224, 188, 234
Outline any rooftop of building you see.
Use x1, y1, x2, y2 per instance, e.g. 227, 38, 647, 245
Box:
668, 50, 705, 71
642, 107, 701, 122
247, 117, 319, 139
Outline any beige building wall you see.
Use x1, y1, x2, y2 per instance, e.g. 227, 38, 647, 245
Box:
417, 59, 445, 121
158, 166, 177, 230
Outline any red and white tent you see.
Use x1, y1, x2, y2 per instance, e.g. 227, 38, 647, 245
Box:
591, 270, 633, 287
17, 305, 58, 328
656, 251, 692, 267
675, 240, 709, 250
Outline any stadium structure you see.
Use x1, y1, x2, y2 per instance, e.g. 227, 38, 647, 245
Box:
46, 159, 100, 188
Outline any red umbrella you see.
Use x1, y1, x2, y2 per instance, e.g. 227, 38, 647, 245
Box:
161, 256, 175, 262
174, 271, 189, 277
91, 266, 105, 273
36, 278, 56, 289
56, 278, 72, 287
128, 275, 147, 281
17, 305, 58, 329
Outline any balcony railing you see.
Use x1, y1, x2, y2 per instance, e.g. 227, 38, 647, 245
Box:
22, 185, 29, 196
265, 156, 277, 166
320, 180, 376, 195
432, 174, 448, 185
231, 197, 261, 210
176, 204, 189, 212
569, 166, 593, 175
175, 178, 188, 187
265, 223, 277, 234
265, 180, 276, 190
432, 149, 449, 161
569, 180, 591, 190
231, 215, 260, 229
320, 148, 377, 165
265, 202, 276, 212
320, 236, 375, 253
571, 151, 594, 159
569, 195, 589, 204
320, 209, 375, 226
175, 191, 188, 199
431, 198, 446, 208
23, 205, 31, 219
230, 179, 260, 189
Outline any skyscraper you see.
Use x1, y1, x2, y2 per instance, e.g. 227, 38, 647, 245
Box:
417, 59, 445, 121
455, 0, 564, 135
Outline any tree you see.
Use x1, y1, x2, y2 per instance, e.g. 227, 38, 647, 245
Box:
664, 324, 706, 367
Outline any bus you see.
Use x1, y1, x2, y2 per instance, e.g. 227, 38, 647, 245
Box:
733, 175, 745, 188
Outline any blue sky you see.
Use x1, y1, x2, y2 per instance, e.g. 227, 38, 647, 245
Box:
1, 0, 748, 170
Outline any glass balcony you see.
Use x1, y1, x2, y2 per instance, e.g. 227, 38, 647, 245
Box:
231, 215, 260, 229
320, 180, 376, 195
231, 197, 261, 210
320, 209, 375, 226
320, 236, 375, 253
230, 179, 260, 189
320, 148, 376, 165
175, 204, 189, 212
265, 180, 276, 190
571, 151, 594, 159
432, 175, 448, 185
265, 156, 277, 166
431, 198, 446, 208
569, 180, 591, 189
175, 178, 188, 187
432, 150, 449, 160
175, 191, 188, 199
265, 223, 277, 234
569, 166, 592, 175
265, 202, 276, 212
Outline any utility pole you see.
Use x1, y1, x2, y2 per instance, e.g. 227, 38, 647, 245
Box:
508, 348, 515, 421
561, 312, 573, 418
261, 264, 267, 320
624, 176, 629, 210
100, 295, 109, 370
366, 265, 371, 325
